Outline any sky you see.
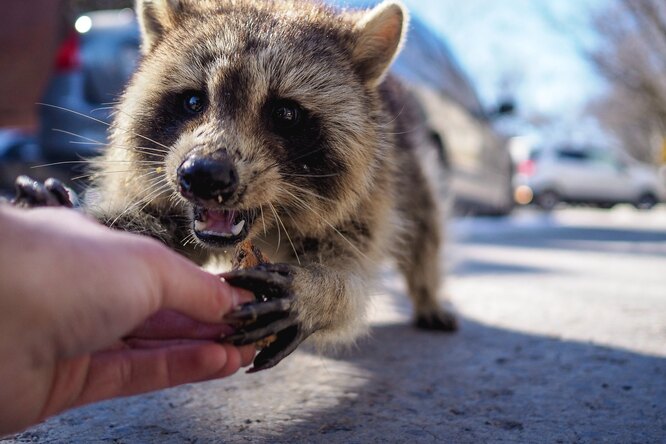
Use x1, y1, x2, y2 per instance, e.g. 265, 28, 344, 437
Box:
405, 0, 605, 114
335, 0, 609, 143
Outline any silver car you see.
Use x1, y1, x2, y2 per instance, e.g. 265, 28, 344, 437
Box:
515, 146, 666, 210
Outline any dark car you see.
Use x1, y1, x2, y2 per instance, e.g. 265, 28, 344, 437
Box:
38, 9, 139, 161
0, 129, 40, 196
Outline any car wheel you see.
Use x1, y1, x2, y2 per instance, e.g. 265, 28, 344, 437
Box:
596, 202, 615, 210
535, 190, 560, 211
634, 192, 658, 210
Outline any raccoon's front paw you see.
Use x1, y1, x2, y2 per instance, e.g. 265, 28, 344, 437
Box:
221, 263, 310, 373
12, 176, 75, 208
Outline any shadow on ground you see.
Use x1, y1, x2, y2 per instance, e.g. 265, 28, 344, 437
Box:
460, 223, 666, 257
10, 318, 665, 443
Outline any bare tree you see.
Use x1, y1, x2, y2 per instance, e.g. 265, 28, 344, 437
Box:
583, 0, 666, 164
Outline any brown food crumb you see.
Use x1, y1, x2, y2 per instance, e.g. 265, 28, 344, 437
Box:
254, 335, 278, 349
231, 240, 276, 349
232, 239, 270, 270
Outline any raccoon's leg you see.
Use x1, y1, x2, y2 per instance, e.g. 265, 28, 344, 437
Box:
12, 176, 75, 208
396, 177, 457, 332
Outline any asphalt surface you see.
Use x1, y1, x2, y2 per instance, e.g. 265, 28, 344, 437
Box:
4, 206, 666, 443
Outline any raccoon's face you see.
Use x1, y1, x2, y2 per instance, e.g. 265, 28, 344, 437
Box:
112, 0, 406, 248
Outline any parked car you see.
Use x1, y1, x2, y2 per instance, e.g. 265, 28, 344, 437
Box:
38, 4, 514, 215
38, 8, 139, 162
392, 15, 515, 216
0, 129, 40, 196
0, 128, 84, 196
514, 145, 666, 210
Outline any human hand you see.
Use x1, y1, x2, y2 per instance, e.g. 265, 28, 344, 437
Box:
0, 205, 255, 434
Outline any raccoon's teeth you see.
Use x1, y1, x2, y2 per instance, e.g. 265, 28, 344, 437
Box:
217, 195, 223, 204
231, 219, 245, 236
194, 220, 207, 231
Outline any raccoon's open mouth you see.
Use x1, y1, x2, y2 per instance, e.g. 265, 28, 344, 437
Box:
192, 206, 252, 246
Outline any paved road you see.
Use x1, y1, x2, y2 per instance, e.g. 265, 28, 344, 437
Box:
5, 206, 666, 443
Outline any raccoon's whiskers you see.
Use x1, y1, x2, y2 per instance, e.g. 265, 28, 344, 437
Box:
275, 203, 301, 265
288, 147, 328, 164
83, 165, 165, 182
386, 125, 427, 136
71, 169, 151, 181
108, 174, 169, 227
136, 181, 171, 215
71, 141, 167, 158
39, 103, 172, 152
378, 103, 407, 128
51, 128, 105, 145
67, 141, 166, 158
267, 202, 282, 255
123, 186, 171, 226
31, 159, 161, 170
252, 161, 281, 179
279, 187, 368, 260
167, 191, 182, 206
259, 204, 267, 236
181, 232, 198, 248
67, 141, 102, 146
282, 182, 336, 204
281, 172, 340, 179
90, 105, 118, 114
281, 204, 309, 239
94, 160, 162, 165
51, 128, 168, 157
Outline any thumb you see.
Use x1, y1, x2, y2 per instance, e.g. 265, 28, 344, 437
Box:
147, 243, 254, 323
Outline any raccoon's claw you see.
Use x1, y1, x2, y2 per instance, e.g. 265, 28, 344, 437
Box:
415, 309, 458, 332
12, 176, 74, 208
223, 298, 292, 324
221, 264, 309, 372
222, 263, 293, 300
248, 325, 309, 373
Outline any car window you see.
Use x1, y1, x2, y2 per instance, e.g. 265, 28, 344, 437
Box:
589, 150, 620, 167
556, 150, 591, 162
81, 23, 140, 105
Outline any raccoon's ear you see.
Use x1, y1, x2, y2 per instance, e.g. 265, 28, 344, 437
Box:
135, 0, 184, 53
352, 1, 408, 87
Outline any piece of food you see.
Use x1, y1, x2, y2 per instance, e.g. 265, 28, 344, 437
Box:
229, 240, 277, 349
231, 239, 270, 270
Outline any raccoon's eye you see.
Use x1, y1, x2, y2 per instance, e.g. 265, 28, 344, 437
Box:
182, 91, 206, 115
271, 100, 303, 132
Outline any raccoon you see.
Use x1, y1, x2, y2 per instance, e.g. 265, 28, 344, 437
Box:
15, 0, 457, 372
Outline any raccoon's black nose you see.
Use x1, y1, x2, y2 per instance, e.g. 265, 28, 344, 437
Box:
177, 154, 238, 203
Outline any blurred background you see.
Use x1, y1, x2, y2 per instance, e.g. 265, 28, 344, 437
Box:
2, 2, 665, 442
1, 0, 666, 214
